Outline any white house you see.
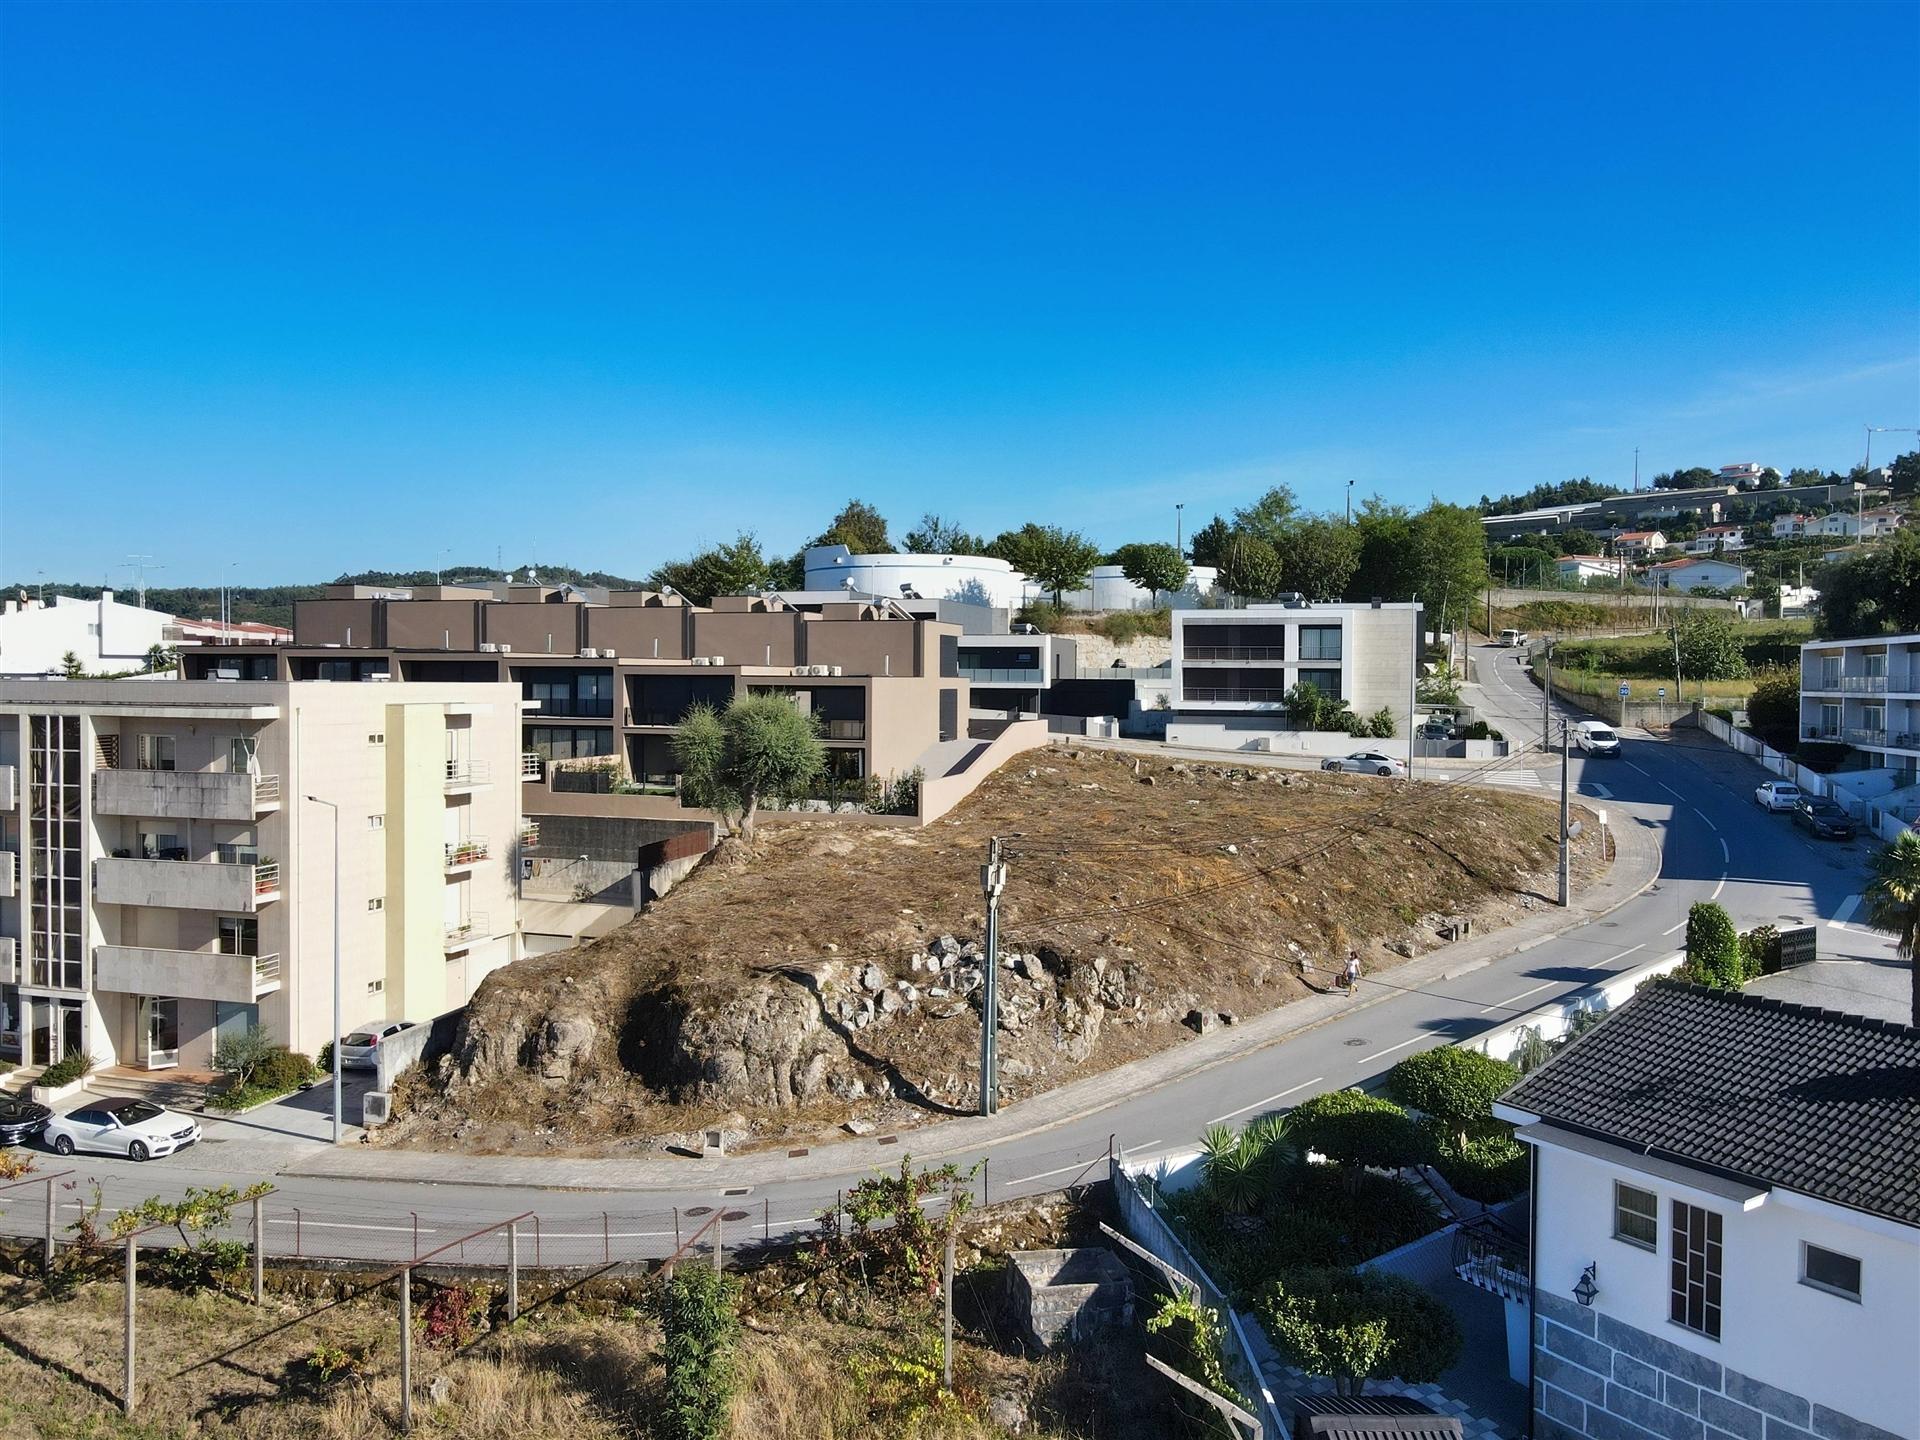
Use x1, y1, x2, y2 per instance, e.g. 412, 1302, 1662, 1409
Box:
1816, 509, 1902, 540
1778, 584, 1819, 619
1772, 514, 1813, 539
1556, 555, 1625, 585
1716, 462, 1768, 489
1612, 530, 1667, 558
0, 591, 173, 678
1682, 525, 1748, 556
1644, 557, 1750, 592
1498, 982, 1919, 1440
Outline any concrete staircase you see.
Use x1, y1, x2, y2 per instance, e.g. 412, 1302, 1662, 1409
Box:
85, 1067, 214, 1112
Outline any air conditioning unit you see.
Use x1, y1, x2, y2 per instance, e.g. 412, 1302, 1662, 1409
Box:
479, 642, 500, 653
830, 666, 844, 677
692, 656, 710, 666
581, 647, 599, 658
807, 665, 827, 676
792, 665, 811, 676
708, 655, 725, 666
601, 648, 615, 659
497, 643, 511, 654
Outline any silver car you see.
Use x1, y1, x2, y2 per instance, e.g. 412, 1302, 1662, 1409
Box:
44, 1098, 200, 1161
1322, 751, 1408, 778
336, 1019, 417, 1071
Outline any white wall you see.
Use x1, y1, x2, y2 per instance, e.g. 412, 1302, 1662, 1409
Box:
0, 593, 172, 677
1532, 1141, 1920, 1438
803, 546, 1028, 610
1058, 565, 1219, 612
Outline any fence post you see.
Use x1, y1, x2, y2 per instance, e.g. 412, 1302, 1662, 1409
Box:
293, 1207, 302, 1258
603, 1212, 609, 1265
398, 1268, 413, 1432
533, 1215, 541, 1268
673, 1207, 680, 1251
713, 1213, 723, 1273
764, 1199, 770, 1243
43, 1179, 55, 1275
251, 1195, 265, 1304
122, 1233, 136, 1414
981, 1157, 989, 1208
506, 1222, 519, 1322
411, 1212, 419, 1261
942, 1221, 955, 1390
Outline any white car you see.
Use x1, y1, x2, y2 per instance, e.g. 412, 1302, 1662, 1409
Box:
44, 1098, 200, 1161
1323, 752, 1408, 778
336, 1019, 417, 1071
1755, 780, 1802, 812
1574, 721, 1620, 756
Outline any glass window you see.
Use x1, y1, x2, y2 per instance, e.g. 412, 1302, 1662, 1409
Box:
1801, 1244, 1861, 1301
217, 917, 258, 957
1299, 625, 1343, 662
1613, 1182, 1658, 1249
1295, 668, 1342, 700
1670, 1201, 1723, 1339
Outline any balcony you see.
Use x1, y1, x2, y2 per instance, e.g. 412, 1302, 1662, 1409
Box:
1182, 645, 1290, 663
1844, 728, 1894, 748
445, 838, 490, 871
1840, 675, 1889, 694
93, 945, 281, 1004
518, 820, 540, 848
954, 667, 1045, 686
94, 768, 281, 820
94, 856, 280, 912
821, 719, 865, 741
0, 763, 15, 810
1181, 687, 1291, 705
444, 758, 493, 792
444, 913, 490, 952
0, 849, 15, 900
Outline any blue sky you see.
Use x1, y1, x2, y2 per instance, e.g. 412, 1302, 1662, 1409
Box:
3, 1, 1916, 585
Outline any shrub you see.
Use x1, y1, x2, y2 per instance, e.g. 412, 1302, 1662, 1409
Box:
1684, 902, 1744, 989
417, 1281, 490, 1350
1366, 707, 1397, 739
1707, 706, 1735, 723
37, 1052, 94, 1087
1255, 1267, 1463, 1391
1508, 1026, 1554, 1074
1426, 1125, 1529, 1203
212, 1025, 281, 1087
1740, 923, 1780, 979
1285, 1090, 1429, 1174
1145, 1288, 1247, 1416
1015, 599, 1066, 632
1385, 1047, 1519, 1148
658, 1265, 740, 1440
1460, 720, 1503, 742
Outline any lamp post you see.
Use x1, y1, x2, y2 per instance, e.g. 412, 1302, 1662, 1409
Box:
304, 795, 343, 1144
1175, 503, 1185, 556
1346, 479, 1355, 524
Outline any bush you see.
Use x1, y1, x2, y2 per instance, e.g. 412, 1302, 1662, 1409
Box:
1740, 923, 1780, 979
1015, 600, 1066, 633
657, 1266, 740, 1440
1509, 1026, 1554, 1074
1366, 707, 1397, 739
1093, 608, 1172, 644
37, 1052, 94, 1088
1707, 706, 1735, 724
1460, 720, 1503, 742
1684, 902, 1744, 989
1255, 1267, 1463, 1388
1286, 1090, 1430, 1173
1426, 1124, 1530, 1203
1385, 1047, 1519, 1147
417, 1281, 490, 1350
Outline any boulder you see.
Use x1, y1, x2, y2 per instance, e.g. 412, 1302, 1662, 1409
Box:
1183, 1008, 1216, 1036
859, 964, 888, 994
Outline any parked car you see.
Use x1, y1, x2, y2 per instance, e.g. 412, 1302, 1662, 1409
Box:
43, 1098, 200, 1161
0, 1093, 51, 1147
1416, 721, 1459, 741
1755, 780, 1803, 812
1574, 721, 1621, 756
1322, 752, 1408, 778
336, 1020, 418, 1071
1793, 797, 1856, 840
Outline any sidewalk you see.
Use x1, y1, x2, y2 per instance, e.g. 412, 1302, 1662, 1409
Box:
281, 797, 1666, 1194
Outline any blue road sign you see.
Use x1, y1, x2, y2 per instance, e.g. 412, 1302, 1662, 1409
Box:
1618, 682, 1630, 698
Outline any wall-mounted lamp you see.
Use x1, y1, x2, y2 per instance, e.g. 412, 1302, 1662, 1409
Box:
1573, 1262, 1599, 1308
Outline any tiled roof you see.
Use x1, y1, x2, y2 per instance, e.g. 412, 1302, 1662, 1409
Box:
1502, 980, 1920, 1226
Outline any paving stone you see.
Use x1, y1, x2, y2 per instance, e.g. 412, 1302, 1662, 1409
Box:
1536, 1414, 1587, 1440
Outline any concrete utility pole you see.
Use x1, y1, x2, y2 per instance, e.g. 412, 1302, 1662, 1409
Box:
1541, 642, 1553, 752
304, 796, 343, 1143
1559, 719, 1572, 907
1175, 502, 1185, 555
978, 837, 1008, 1116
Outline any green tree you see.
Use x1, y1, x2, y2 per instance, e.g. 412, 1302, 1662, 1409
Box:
1784, 467, 1827, 487
901, 513, 983, 555
670, 694, 825, 840
1274, 516, 1363, 600
1654, 467, 1718, 490
1256, 1268, 1463, 1395
1888, 451, 1920, 498
648, 533, 775, 605
1477, 477, 1611, 517
1114, 542, 1190, 604
1384, 1047, 1519, 1149
1188, 514, 1233, 567
1746, 665, 1800, 746
1816, 530, 1920, 638
1285, 1089, 1428, 1175
1408, 501, 1490, 629
657, 1266, 740, 1440
1673, 610, 1748, 681
1862, 832, 1920, 1028
1231, 485, 1299, 545
1349, 499, 1416, 603
810, 499, 892, 555
144, 644, 177, 674
1217, 534, 1284, 601
988, 523, 1102, 604
59, 650, 84, 678
112, 1182, 273, 1293
1684, 902, 1744, 989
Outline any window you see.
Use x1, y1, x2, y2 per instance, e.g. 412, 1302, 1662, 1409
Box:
368, 732, 385, 746
1865, 652, 1888, 679
136, 734, 176, 771
217, 917, 257, 957
1820, 656, 1842, 689
1299, 625, 1343, 662
1613, 1182, 1658, 1249
367, 897, 384, 911
1295, 668, 1342, 700
368, 814, 385, 830
1801, 1244, 1861, 1302
1669, 1201, 1723, 1339
366, 978, 384, 995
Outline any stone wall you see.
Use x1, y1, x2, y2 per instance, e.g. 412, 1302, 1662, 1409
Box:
1532, 1290, 1903, 1440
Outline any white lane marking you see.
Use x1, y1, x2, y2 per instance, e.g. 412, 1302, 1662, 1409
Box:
1358, 1035, 1428, 1063
1477, 981, 1558, 1014
1720, 837, 1730, 863
1660, 782, 1686, 800
1602, 945, 1645, 965
269, 1218, 438, 1235
1711, 878, 1726, 901
1663, 921, 1686, 936
1206, 1076, 1326, 1127
1830, 895, 1863, 930
1693, 809, 1717, 831
1625, 762, 1651, 776
1586, 783, 1613, 799
1006, 1155, 1121, 1187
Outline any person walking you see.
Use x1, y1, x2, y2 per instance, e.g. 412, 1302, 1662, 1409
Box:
1343, 949, 1361, 994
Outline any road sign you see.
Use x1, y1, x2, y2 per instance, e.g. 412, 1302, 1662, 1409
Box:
1618, 682, 1630, 698
1658, 687, 1667, 700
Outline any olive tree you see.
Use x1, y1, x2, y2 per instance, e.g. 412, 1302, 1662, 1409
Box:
671, 694, 826, 840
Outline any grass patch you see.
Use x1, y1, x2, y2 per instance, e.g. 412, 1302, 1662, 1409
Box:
1550, 619, 1812, 702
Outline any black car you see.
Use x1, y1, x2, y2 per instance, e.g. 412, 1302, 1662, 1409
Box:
1793, 797, 1856, 840
0, 1092, 52, 1147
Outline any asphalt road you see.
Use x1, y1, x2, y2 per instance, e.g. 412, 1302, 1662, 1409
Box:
3, 643, 1895, 1265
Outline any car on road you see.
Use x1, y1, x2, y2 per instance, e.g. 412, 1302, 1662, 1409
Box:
1322, 752, 1408, 778
43, 1098, 200, 1161
1498, 629, 1529, 648
1574, 721, 1620, 756
1793, 797, 1856, 840
337, 1019, 418, 1071
1755, 780, 1803, 812
0, 1093, 51, 1147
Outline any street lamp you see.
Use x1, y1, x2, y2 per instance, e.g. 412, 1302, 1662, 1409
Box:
1175, 503, 1185, 556
1573, 1262, 1599, 1307
1346, 479, 1355, 524
304, 794, 343, 1144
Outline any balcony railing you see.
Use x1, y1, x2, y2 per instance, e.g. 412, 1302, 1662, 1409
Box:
253, 862, 280, 896
0, 763, 16, 810
518, 820, 540, 848
1844, 728, 1891, 747
520, 752, 544, 779
445, 759, 493, 789
1841, 675, 1889, 694
445, 838, 490, 869
444, 913, 490, 950
822, 719, 865, 741
1452, 1214, 1528, 1302
252, 952, 282, 992
1181, 687, 1292, 704
0, 849, 14, 900
0, 936, 16, 983
955, 667, 1045, 685
92, 943, 280, 1003
1182, 645, 1290, 663
94, 768, 282, 820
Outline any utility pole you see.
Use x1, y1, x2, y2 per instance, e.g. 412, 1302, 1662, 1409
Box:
124, 554, 161, 610
1541, 642, 1553, 752
1558, 719, 1572, 906
978, 837, 1007, 1116
1633, 447, 1640, 493
1175, 503, 1185, 556
1346, 478, 1355, 524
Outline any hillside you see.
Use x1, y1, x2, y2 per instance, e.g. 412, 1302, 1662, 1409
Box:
389, 747, 1605, 1156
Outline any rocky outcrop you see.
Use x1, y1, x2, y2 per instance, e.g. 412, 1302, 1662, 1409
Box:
629, 979, 861, 1108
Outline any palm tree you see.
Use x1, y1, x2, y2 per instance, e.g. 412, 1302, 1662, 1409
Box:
1861, 833, 1920, 1029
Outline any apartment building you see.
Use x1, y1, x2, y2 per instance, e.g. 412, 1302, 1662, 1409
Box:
1681, 525, 1748, 555
1168, 600, 1422, 736
1815, 508, 1902, 540
191, 584, 969, 801
0, 679, 521, 1073
1798, 634, 1920, 779
1772, 514, 1813, 539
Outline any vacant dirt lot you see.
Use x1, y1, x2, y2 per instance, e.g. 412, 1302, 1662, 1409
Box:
387, 746, 1601, 1156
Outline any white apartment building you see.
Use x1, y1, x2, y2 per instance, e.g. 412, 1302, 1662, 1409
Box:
1682, 525, 1748, 555
0, 591, 174, 678
0, 680, 522, 1074
1500, 982, 1918, 1440
1716, 462, 1768, 489
1815, 509, 1902, 540
1798, 634, 1920, 778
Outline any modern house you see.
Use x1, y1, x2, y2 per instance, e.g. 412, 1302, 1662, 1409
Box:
0, 679, 523, 1073
1612, 531, 1668, 559
953, 632, 1081, 720
1715, 462, 1768, 489
1556, 555, 1627, 585
1681, 525, 1748, 556
1164, 600, 1422, 747
1643, 557, 1751, 593
0, 591, 174, 678
1772, 514, 1813, 539
1797, 633, 1920, 780
1497, 981, 1919, 1440
1816, 509, 1903, 540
